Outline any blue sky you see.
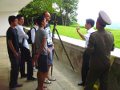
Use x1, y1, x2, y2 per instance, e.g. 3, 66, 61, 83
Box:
77, 0, 120, 29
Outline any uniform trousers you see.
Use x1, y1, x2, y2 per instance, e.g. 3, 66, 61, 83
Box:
84, 60, 110, 90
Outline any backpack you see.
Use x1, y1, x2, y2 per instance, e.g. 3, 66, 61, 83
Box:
27, 27, 36, 44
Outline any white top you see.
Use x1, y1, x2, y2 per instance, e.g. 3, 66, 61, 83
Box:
16, 25, 29, 49
84, 28, 95, 47
45, 25, 53, 45
31, 25, 39, 43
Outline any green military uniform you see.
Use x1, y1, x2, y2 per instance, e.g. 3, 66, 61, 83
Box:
84, 11, 114, 90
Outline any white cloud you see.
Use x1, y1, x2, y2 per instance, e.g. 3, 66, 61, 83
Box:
77, 0, 120, 27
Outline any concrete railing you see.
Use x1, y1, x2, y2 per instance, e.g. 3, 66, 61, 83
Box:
54, 34, 120, 70
53, 34, 120, 90
53, 35, 85, 72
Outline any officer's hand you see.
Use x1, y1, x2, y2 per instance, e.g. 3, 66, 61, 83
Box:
76, 26, 80, 33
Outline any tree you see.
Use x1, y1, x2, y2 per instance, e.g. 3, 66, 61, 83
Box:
20, 0, 59, 26
53, 0, 79, 25
19, 0, 79, 26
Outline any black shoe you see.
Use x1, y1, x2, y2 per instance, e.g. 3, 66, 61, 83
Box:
9, 84, 23, 89
15, 84, 23, 88
78, 82, 85, 86
27, 77, 37, 81
9, 88, 16, 90
21, 74, 27, 78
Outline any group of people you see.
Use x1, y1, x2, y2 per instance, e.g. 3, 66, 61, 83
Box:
6, 10, 114, 90
6, 11, 55, 90
77, 11, 114, 90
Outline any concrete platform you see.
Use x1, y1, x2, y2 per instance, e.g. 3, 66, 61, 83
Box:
0, 37, 83, 90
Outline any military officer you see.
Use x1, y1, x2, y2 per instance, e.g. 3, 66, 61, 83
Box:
84, 11, 114, 90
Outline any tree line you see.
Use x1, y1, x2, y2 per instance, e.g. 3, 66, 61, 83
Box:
19, 0, 79, 26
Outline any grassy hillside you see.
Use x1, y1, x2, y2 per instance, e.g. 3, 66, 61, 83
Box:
51, 25, 120, 48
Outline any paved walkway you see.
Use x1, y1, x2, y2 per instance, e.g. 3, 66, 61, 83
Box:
0, 37, 83, 90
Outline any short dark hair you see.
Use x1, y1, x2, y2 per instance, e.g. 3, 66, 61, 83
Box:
33, 18, 39, 25
37, 15, 45, 26
43, 11, 49, 16
8, 15, 17, 25
86, 19, 95, 27
16, 14, 23, 20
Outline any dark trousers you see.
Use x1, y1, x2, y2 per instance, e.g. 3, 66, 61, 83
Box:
20, 45, 33, 79
32, 44, 35, 58
84, 65, 110, 90
9, 57, 19, 88
81, 50, 90, 84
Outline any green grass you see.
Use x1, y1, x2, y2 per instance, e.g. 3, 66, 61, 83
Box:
106, 29, 120, 48
51, 25, 120, 48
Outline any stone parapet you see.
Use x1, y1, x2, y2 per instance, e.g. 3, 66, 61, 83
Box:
53, 34, 120, 89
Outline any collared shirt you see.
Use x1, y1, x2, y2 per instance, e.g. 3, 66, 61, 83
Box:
45, 24, 53, 45
31, 25, 39, 44
16, 25, 29, 49
84, 28, 95, 47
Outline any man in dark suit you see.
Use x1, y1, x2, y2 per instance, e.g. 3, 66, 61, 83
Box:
84, 11, 114, 90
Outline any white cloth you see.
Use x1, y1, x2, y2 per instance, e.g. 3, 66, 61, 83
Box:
45, 25, 53, 45
84, 28, 95, 47
31, 25, 39, 43
16, 25, 29, 49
